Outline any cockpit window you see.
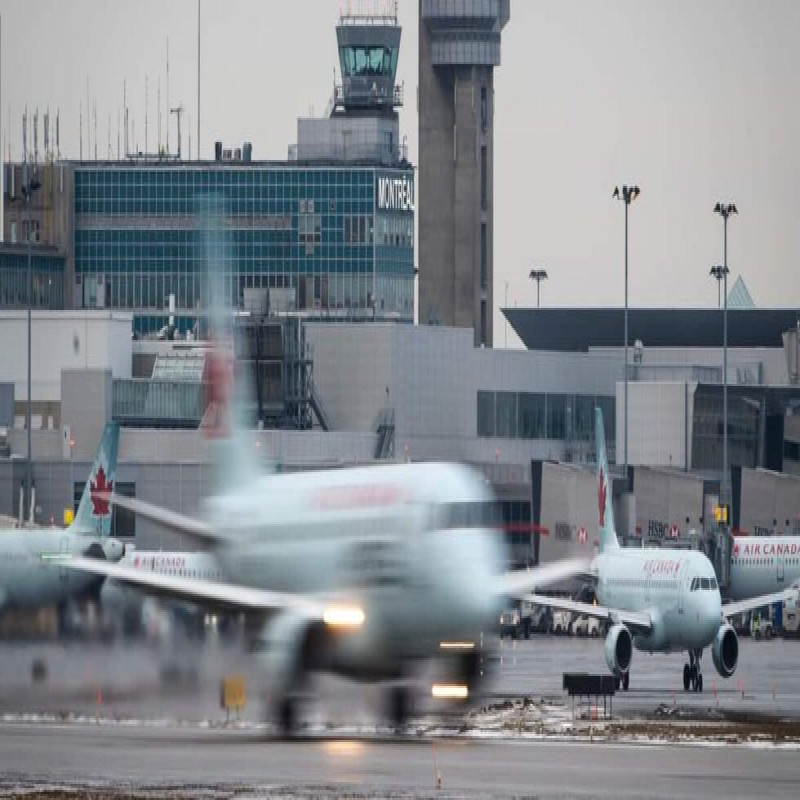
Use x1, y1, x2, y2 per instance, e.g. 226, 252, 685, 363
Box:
690, 578, 698, 591
710, 577, 718, 590
700, 577, 710, 590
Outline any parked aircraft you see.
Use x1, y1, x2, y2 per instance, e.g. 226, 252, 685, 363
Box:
727, 534, 800, 601
0, 423, 125, 611
526, 409, 797, 693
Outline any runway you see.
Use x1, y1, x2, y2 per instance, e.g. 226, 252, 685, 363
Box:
2, 635, 800, 796
2, 634, 800, 723
2, 721, 800, 799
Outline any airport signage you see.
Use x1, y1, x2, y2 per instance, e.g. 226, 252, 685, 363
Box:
554, 522, 573, 541
377, 173, 414, 212
647, 519, 669, 539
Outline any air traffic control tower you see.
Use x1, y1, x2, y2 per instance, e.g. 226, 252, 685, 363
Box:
419, 0, 509, 347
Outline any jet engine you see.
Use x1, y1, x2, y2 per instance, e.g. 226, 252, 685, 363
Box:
604, 623, 632, 675
711, 622, 738, 678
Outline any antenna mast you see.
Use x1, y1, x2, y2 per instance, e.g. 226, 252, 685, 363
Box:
170, 104, 184, 160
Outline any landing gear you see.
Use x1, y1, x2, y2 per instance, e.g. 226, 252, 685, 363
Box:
614, 672, 630, 691
622, 672, 629, 691
277, 695, 298, 737
387, 685, 411, 730
683, 649, 704, 692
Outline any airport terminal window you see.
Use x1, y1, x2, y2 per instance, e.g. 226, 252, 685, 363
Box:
518, 393, 546, 439
477, 391, 494, 437
547, 394, 567, 440
495, 392, 517, 438
477, 390, 616, 448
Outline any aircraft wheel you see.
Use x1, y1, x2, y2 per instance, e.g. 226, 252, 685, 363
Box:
387, 685, 411, 730
614, 675, 621, 691
277, 696, 298, 738
622, 672, 629, 691
696, 673, 703, 693
683, 664, 691, 691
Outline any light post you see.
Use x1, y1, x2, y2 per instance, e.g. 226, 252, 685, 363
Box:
69, 432, 75, 522
528, 268, 548, 308
709, 265, 727, 309
613, 184, 640, 479
714, 202, 737, 519
22, 164, 41, 524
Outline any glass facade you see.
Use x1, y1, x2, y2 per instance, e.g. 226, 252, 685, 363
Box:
692, 387, 760, 471
0, 247, 65, 310
73, 164, 414, 335
478, 390, 616, 445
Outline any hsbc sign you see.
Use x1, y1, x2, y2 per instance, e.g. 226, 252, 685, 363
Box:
377, 173, 414, 212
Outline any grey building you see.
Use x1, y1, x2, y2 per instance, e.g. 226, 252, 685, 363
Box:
418, 0, 509, 347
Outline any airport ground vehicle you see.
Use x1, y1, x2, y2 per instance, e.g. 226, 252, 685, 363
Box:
550, 609, 572, 635
570, 613, 603, 637
498, 601, 549, 639
751, 610, 775, 640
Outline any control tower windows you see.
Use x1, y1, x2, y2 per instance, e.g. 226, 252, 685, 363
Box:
340, 46, 398, 78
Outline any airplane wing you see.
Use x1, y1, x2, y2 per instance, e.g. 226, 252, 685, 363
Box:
722, 587, 799, 619
497, 558, 594, 599
525, 593, 653, 633
108, 494, 223, 548
58, 556, 323, 618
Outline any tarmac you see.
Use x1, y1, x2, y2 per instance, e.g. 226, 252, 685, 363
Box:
1, 634, 800, 797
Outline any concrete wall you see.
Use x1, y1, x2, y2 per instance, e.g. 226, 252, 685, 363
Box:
621, 381, 695, 468
594, 346, 789, 385
739, 467, 800, 536
307, 322, 620, 478
538, 462, 598, 563
632, 467, 706, 545
0, 311, 132, 410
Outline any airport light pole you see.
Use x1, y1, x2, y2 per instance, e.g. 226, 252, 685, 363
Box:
22, 164, 41, 524
528, 268, 548, 308
613, 184, 640, 480
709, 265, 727, 309
714, 202, 737, 519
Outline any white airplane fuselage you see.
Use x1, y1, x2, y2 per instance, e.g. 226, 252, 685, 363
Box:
207, 462, 507, 677
0, 528, 116, 609
597, 547, 722, 653
728, 536, 800, 601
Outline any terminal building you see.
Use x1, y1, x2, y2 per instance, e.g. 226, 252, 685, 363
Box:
1, 4, 799, 590
1, 8, 414, 336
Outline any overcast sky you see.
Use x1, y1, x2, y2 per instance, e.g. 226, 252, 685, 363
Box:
2, 1, 798, 347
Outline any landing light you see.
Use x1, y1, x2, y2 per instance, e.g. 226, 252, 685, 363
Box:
439, 641, 475, 650
432, 684, 469, 700
323, 606, 365, 628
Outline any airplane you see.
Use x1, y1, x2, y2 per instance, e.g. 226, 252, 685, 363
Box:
100, 548, 225, 638
0, 422, 125, 613
58, 203, 588, 732
727, 534, 800, 602
525, 408, 798, 693
59, 384, 586, 731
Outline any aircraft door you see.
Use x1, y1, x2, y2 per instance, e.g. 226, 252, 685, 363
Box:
777, 549, 785, 584
678, 560, 686, 615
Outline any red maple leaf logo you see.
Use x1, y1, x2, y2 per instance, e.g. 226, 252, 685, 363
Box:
733, 542, 740, 557
89, 466, 113, 516
598, 468, 607, 526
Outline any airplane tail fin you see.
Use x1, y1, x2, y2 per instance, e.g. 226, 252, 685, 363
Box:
71, 422, 120, 537
197, 194, 263, 493
595, 407, 619, 553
